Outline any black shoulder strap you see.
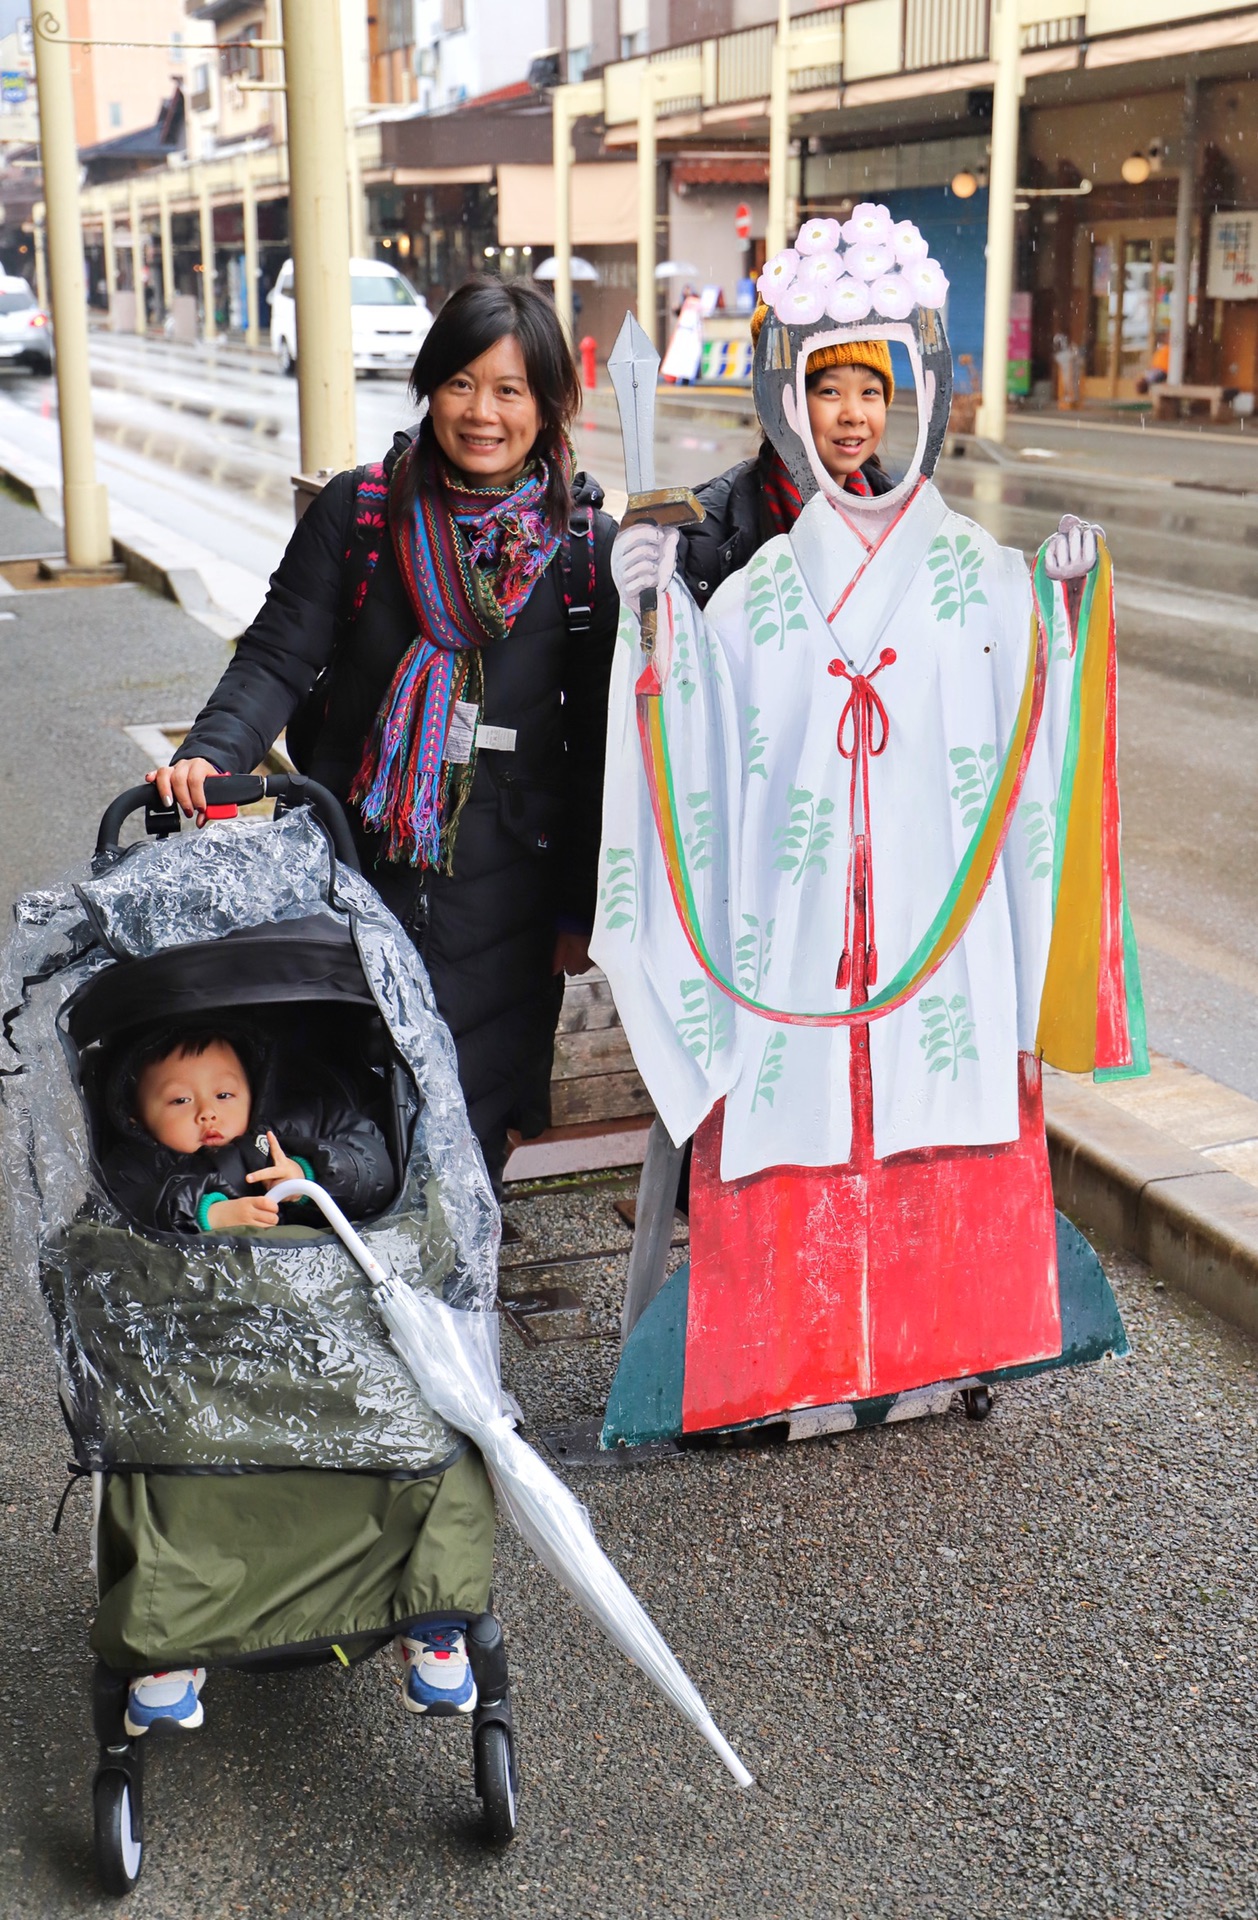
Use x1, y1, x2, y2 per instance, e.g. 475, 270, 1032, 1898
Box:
559, 502, 596, 638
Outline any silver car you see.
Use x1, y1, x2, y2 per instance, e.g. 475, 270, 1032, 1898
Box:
0, 276, 52, 375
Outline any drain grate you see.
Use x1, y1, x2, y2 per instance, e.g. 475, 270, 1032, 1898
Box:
498, 1282, 593, 1348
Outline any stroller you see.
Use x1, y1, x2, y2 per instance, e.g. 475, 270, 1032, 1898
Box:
1, 775, 520, 1895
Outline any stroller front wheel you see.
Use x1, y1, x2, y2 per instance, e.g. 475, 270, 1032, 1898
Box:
474, 1721, 518, 1845
94, 1769, 144, 1894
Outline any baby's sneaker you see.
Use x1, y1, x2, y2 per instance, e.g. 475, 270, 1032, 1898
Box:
396, 1624, 476, 1717
124, 1669, 206, 1737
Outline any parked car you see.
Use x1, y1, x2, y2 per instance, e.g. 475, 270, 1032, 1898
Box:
269, 256, 432, 377
0, 276, 52, 376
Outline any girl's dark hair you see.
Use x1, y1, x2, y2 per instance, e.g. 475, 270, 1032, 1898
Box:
408, 275, 581, 532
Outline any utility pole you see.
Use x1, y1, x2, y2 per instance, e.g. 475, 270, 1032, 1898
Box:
550, 79, 602, 344
198, 182, 216, 343
284, 0, 356, 480
30, 1, 113, 569
766, 0, 791, 258
128, 178, 145, 335
1167, 73, 1198, 388
977, 0, 1021, 441
158, 179, 174, 321
636, 67, 659, 348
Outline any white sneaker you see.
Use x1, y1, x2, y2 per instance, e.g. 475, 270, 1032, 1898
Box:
124, 1668, 206, 1737
395, 1626, 476, 1716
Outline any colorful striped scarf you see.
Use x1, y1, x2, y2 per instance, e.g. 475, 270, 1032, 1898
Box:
762, 446, 872, 537
351, 429, 569, 868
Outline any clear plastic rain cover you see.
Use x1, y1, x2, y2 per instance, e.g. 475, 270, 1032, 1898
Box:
0, 809, 501, 1473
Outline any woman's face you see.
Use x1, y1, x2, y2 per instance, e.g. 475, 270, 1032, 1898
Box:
427, 333, 542, 487
805, 362, 887, 483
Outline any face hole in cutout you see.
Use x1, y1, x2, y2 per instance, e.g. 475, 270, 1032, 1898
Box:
799, 337, 924, 490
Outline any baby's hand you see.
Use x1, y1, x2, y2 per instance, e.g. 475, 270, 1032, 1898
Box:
205, 1194, 280, 1231
246, 1132, 306, 1189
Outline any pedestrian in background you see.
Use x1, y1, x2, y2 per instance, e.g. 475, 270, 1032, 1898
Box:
149, 277, 620, 1187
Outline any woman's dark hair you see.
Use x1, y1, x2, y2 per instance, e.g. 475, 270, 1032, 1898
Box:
408, 275, 581, 532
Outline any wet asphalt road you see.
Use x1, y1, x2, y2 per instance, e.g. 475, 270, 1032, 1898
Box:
0, 406, 1255, 1916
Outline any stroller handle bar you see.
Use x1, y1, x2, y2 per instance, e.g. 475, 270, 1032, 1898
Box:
95, 774, 361, 872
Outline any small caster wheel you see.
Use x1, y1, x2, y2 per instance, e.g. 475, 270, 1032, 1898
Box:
962, 1385, 993, 1422
474, 1720, 518, 1845
94, 1769, 143, 1895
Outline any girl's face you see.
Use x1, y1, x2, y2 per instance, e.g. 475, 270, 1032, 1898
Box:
805, 361, 887, 483
427, 333, 542, 488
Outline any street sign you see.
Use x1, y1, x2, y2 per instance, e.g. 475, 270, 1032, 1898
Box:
734, 201, 751, 244
1, 71, 28, 105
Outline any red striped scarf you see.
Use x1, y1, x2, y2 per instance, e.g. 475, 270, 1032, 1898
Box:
762, 447, 872, 536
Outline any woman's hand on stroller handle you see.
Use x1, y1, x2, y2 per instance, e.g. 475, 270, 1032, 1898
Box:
146, 758, 223, 827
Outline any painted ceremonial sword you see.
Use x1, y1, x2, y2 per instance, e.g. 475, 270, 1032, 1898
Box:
607, 311, 704, 655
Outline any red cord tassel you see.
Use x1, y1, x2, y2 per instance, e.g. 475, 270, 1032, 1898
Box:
835, 948, 851, 990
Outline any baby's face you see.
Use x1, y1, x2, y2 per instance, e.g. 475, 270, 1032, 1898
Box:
136, 1040, 252, 1157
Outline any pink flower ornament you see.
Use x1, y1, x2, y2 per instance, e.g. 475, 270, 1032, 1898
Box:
778, 282, 827, 327
757, 249, 799, 303
845, 242, 893, 283
903, 257, 950, 308
796, 217, 842, 256
825, 276, 874, 322
870, 273, 914, 320
795, 251, 842, 290
841, 202, 894, 247
892, 220, 929, 265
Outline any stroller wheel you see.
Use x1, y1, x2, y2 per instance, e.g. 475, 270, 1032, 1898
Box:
94, 1769, 144, 1894
474, 1721, 518, 1845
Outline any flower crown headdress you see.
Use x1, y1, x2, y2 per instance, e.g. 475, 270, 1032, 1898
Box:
756, 205, 949, 329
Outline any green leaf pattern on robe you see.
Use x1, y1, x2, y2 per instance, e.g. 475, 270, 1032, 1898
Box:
918, 994, 980, 1079
927, 533, 988, 627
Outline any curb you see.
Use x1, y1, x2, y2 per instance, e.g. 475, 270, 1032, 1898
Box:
0, 446, 259, 641
1044, 1068, 1258, 1341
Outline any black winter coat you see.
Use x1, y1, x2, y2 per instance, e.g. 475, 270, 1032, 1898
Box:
677, 441, 895, 609
175, 436, 620, 1166
104, 1096, 394, 1235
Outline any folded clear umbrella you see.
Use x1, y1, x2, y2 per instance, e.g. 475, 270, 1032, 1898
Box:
271, 1179, 754, 1790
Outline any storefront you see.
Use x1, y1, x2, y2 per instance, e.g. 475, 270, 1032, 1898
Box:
1082, 216, 1178, 400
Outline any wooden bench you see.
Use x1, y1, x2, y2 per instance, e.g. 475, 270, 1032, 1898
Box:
503, 969, 655, 1181
1151, 384, 1231, 424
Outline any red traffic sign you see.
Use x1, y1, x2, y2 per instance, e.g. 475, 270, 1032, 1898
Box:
734, 201, 751, 243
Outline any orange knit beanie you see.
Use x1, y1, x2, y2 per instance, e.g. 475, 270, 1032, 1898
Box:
750, 299, 895, 403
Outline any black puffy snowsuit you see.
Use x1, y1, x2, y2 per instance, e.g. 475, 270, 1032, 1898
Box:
175, 432, 620, 1177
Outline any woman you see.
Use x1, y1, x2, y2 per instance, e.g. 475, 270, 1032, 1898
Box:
152, 277, 619, 1185
614, 303, 896, 617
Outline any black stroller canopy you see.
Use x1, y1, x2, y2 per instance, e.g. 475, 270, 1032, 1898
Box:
64, 916, 377, 1053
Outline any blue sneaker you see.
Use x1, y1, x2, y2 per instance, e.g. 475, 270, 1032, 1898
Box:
124, 1668, 206, 1737
396, 1626, 476, 1716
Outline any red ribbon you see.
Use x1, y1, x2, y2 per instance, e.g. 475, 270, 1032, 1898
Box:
829, 646, 896, 992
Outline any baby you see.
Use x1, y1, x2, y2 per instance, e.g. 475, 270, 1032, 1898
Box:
105, 1024, 394, 1235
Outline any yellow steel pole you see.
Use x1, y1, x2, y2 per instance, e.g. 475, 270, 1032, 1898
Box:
198, 182, 216, 342
553, 89, 574, 345
33, 205, 48, 311
102, 199, 117, 322
128, 179, 145, 335
766, 0, 791, 258
284, 0, 357, 476
636, 66, 658, 349
242, 166, 260, 348
550, 79, 602, 347
977, 0, 1021, 441
30, 2, 112, 566
158, 179, 174, 320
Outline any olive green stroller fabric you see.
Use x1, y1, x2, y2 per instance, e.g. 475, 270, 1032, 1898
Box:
45, 1205, 465, 1473
92, 1448, 496, 1669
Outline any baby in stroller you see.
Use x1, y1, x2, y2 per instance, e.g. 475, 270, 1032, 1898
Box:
105, 1021, 394, 1236
102, 1019, 478, 1737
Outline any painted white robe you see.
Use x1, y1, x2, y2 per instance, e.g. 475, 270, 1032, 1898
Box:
592, 481, 1090, 1184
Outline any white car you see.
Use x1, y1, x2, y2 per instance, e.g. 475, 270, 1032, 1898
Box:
269, 256, 432, 377
0, 275, 52, 376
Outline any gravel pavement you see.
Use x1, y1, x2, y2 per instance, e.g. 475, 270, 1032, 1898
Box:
1, 505, 1255, 1919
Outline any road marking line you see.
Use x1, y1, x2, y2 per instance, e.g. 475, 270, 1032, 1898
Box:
1132, 911, 1258, 1000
